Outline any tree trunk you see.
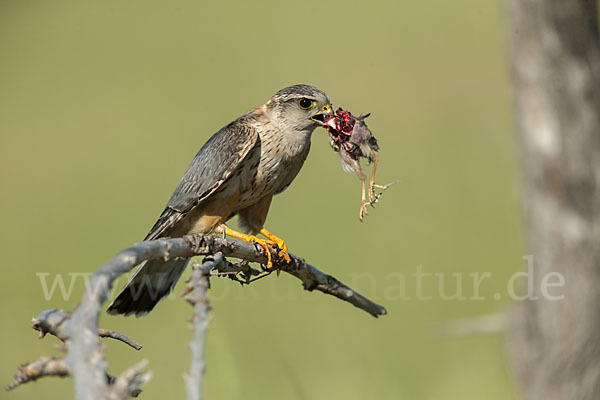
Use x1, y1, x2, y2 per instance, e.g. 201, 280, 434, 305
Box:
505, 0, 600, 399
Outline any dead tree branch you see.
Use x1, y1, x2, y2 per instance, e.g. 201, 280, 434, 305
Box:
31, 309, 142, 351
182, 234, 388, 317
98, 330, 143, 351
6, 357, 71, 391
8, 308, 146, 397
183, 255, 222, 400
105, 360, 151, 400
10, 233, 386, 399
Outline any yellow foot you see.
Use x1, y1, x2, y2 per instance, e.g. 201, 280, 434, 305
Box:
260, 228, 292, 265
223, 226, 291, 269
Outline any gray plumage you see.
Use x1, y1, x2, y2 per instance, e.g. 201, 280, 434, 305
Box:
144, 119, 259, 241
107, 84, 332, 316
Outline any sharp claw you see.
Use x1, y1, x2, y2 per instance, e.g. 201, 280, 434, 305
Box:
362, 180, 398, 217
264, 247, 274, 269
252, 239, 274, 269
269, 243, 291, 265
277, 242, 291, 264
259, 228, 291, 266
224, 226, 291, 269
359, 202, 370, 221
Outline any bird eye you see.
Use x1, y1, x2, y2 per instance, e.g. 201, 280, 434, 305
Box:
298, 98, 315, 110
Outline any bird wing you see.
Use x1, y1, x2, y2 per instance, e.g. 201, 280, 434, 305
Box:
144, 119, 259, 241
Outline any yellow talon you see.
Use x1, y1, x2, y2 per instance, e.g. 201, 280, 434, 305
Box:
223, 226, 291, 269
260, 228, 292, 265
253, 238, 274, 269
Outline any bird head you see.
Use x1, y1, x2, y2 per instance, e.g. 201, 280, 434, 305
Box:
266, 84, 333, 133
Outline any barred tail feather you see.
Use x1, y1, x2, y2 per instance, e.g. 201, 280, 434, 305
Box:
106, 257, 190, 317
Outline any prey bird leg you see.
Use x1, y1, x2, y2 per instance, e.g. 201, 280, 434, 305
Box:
360, 178, 369, 222
367, 156, 399, 206
348, 157, 370, 222
368, 156, 379, 204
322, 107, 396, 221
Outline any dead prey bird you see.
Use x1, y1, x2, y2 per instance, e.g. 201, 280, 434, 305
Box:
321, 108, 396, 221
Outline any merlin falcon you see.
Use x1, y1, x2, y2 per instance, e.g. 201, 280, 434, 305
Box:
107, 84, 333, 316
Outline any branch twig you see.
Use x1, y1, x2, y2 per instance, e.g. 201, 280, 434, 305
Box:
8, 308, 145, 397
98, 329, 143, 351
31, 309, 142, 350
183, 254, 222, 400
16, 233, 385, 399
183, 234, 388, 317
105, 360, 152, 399
6, 356, 146, 399
6, 357, 71, 391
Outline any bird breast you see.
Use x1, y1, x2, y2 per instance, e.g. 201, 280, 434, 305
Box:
234, 122, 311, 209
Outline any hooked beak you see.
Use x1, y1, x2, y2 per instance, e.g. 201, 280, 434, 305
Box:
310, 104, 334, 125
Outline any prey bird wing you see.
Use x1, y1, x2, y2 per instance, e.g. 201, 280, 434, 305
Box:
145, 119, 259, 240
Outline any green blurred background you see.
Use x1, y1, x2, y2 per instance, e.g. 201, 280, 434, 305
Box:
0, 0, 522, 399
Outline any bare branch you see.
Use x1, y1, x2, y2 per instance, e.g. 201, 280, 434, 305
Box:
6, 355, 145, 399
32, 309, 70, 341
183, 255, 222, 400
31, 309, 142, 350
10, 233, 383, 399
6, 357, 71, 391
105, 359, 152, 400
283, 254, 387, 317
98, 329, 143, 351
8, 308, 144, 397
183, 234, 388, 317
10, 233, 385, 398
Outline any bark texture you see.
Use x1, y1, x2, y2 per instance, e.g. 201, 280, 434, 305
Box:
505, 0, 600, 399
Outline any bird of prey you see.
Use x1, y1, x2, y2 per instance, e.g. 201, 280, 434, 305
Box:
107, 84, 333, 316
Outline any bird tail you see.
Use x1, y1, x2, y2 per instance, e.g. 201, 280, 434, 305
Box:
106, 257, 190, 317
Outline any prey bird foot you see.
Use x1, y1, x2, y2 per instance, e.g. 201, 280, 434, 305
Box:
367, 185, 379, 206
369, 180, 399, 205
359, 201, 370, 222
361, 180, 399, 220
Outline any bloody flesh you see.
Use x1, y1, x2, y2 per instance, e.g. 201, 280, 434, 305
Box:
322, 107, 393, 221
323, 108, 378, 162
